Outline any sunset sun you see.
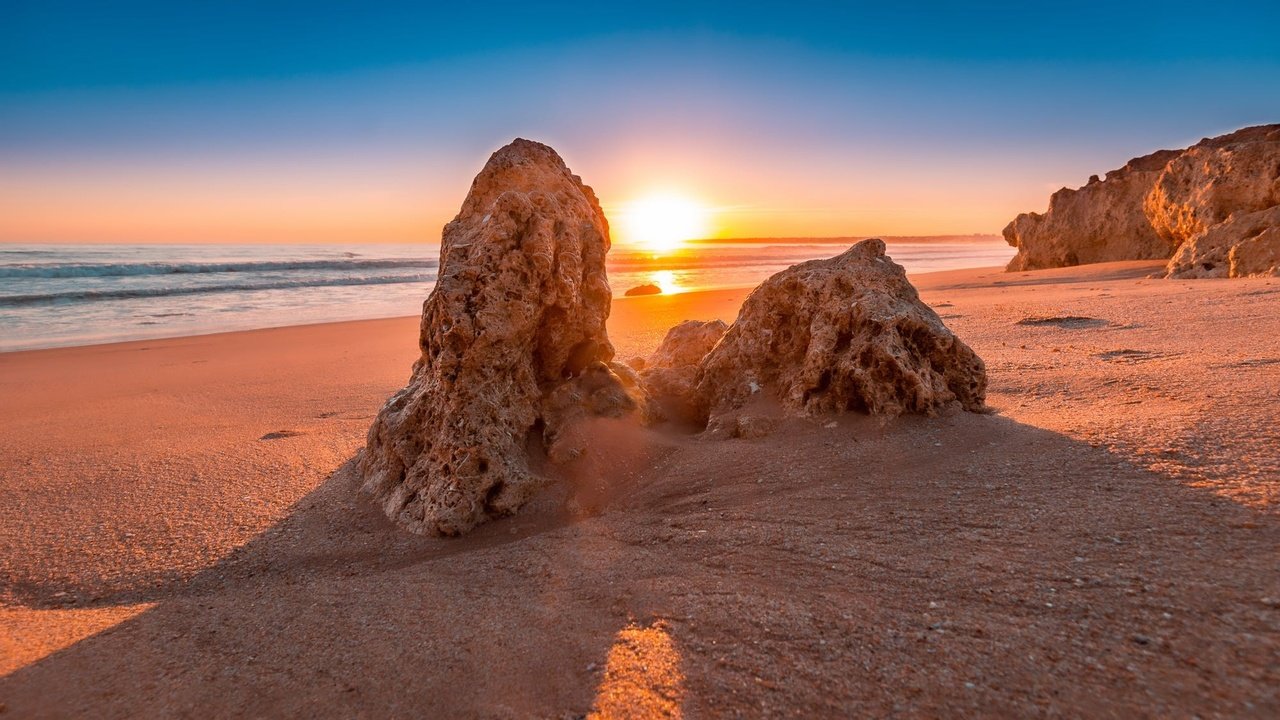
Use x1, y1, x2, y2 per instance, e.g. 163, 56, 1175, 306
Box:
617, 193, 710, 253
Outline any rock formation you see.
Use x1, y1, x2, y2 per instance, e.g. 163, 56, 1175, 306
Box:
1165, 206, 1280, 278
694, 239, 987, 422
360, 139, 639, 536
639, 320, 728, 424
1146, 126, 1280, 248
1003, 148, 1180, 271
1150, 126, 1280, 278
1003, 124, 1280, 278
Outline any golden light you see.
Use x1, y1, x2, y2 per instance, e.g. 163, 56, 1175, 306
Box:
588, 621, 684, 719
650, 270, 683, 294
617, 193, 710, 253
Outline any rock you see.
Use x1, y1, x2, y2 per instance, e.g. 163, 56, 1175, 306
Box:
1003, 124, 1280, 276
1003, 147, 1180, 271
649, 319, 728, 369
1229, 225, 1280, 278
359, 138, 637, 536
1146, 125, 1280, 248
639, 320, 728, 424
1166, 206, 1280, 278
695, 239, 987, 421
625, 283, 662, 296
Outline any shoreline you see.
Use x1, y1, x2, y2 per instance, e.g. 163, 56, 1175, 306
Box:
0, 284, 758, 358
1, 260, 1021, 357
1, 237, 1015, 354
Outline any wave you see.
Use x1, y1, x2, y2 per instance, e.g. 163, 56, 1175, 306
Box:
0, 273, 437, 307
0, 258, 438, 279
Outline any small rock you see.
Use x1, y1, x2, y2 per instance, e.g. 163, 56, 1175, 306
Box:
625, 282, 662, 296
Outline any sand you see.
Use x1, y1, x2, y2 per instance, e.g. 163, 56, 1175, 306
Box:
0, 263, 1277, 717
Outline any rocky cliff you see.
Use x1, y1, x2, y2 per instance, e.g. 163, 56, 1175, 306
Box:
1004, 124, 1280, 278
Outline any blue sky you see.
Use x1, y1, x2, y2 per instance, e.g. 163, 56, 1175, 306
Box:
3, 1, 1278, 242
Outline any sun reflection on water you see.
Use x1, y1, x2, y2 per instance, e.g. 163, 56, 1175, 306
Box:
651, 270, 683, 295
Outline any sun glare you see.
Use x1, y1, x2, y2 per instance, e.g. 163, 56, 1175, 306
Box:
618, 193, 710, 253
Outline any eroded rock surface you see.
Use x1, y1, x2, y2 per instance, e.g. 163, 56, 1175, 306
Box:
1166, 206, 1280, 278
1146, 126, 1280, 249
639, 320, 728, 424
1003, 124, 1280, 277
360, 139, 637, 535
1003, 149, 1179, 271
695, 239, 987, 421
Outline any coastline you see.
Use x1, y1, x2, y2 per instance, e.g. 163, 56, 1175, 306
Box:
0, 237, 1015, 353
2, 261, 1278, 715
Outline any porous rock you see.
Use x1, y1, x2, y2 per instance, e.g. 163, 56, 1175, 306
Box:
695, 239, 987, 420
359, 139, 637, 536
1146, 126, 1280, 249
638, 320, 728, 424
1166, 206, 1280, 278
650, 319, 728, 369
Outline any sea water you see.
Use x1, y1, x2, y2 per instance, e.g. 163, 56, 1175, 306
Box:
0, 239, 1014, 352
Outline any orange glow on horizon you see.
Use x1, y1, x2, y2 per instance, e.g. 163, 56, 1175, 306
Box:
0, 144, 1031, 244
613, 192, 713, 254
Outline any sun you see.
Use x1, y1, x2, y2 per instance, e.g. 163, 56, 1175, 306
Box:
617, 193, 710, 253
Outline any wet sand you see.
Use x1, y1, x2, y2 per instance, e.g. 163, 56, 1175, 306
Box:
1, 262, 1278, 717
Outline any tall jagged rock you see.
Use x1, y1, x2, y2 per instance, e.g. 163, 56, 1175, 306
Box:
1003, 124, 1280, 277
695, 239, 987, 422
360, 139, 637, 536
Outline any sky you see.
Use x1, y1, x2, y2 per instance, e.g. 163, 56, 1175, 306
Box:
2, 1, 1279, 244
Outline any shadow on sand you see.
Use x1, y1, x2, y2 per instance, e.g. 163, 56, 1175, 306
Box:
2, 410, 1277, 718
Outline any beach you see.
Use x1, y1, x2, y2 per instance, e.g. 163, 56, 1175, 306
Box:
1, 262, 1278, 716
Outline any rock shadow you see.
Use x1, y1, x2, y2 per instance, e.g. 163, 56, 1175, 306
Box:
2, 411, 1278, 718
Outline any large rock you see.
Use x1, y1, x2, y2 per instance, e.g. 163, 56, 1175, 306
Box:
1003, 124, 1280, 276
639, 320, 728, 424
1003, 148, 1180, 271
360, 139, 637, 536
1165, 206, 1280, 278
695, 239, 987, 421
1146, 125, 1280, 248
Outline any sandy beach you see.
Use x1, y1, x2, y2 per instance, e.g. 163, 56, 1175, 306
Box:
1, 263, 1278, 717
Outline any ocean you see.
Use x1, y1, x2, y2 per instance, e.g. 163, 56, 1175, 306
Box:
0, 239, 1014, 352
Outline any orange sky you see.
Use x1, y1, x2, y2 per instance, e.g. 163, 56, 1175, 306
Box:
0, 140, 1056, 245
